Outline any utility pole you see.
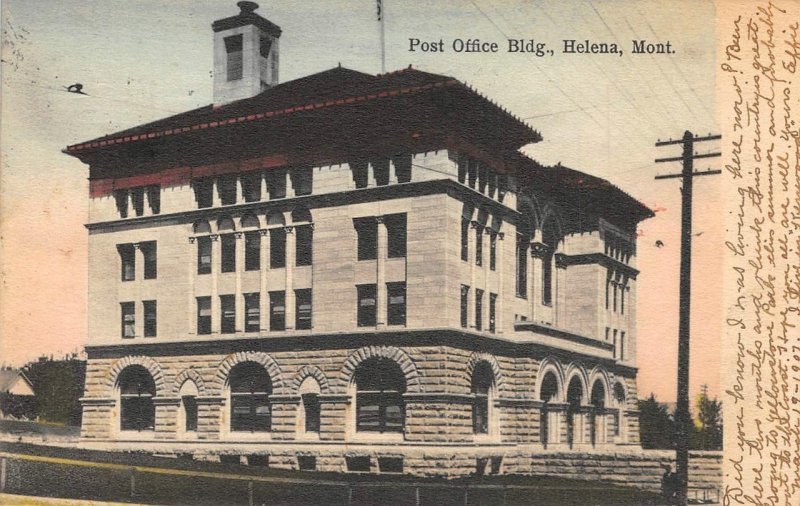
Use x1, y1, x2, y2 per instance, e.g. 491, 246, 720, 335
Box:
655, 130, 720, 506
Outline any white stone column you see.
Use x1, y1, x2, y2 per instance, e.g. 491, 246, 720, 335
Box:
285, 170, 295, 198
234, 232, 244, 333
367, 162, 377, 187
236, 175, 244, 204
376, 217, 387, 327
468, 222, 477, 328
259, 229, 269, 331
285, 226, 296, 330
211, 234, 220, 334
212, 179, 222, 207
188, 237, 197, 335
260, 172, 268, 201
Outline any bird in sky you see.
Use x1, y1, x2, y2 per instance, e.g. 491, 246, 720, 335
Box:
655, 240, 665, 248
65, 83, 87, 95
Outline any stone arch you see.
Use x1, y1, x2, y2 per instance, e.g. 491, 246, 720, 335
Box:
516, 193, 543, 233
340, 346, 421, 393
534, 356, 565, 402
465, 353, 507, 396
215, 351, 285, 395
240, 212, 261, 229
106, 356, 167, 396
291, 365, 330, 394
192, 219, 212, 234
564, 362, 589, 404
172, 369, 207, 396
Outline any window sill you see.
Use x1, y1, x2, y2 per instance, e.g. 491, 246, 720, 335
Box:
116, 430, 157, 440
222, 431, 273, 441
348, 432, 404, 444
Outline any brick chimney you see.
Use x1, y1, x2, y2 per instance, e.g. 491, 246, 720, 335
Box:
212, 2, 281, 106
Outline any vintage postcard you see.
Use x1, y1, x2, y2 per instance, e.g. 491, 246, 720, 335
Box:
0, 0, 797, 504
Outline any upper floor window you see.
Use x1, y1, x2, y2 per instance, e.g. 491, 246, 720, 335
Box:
489, 233, 497, 271
197, 236, 212, 275
113, 186, 160, 218
225, 34, 243, 81
475, 223, 484, 266
475, 289, 484, 331
245, 231, 261, 271
140, 241, 157, 280
130, 188, 145, 217
357, 284, 377, 327
352, 160, 368, 189
296, 225, 313, 266
461, 217, 470, 262
460, 285, 469, 328
114, 190, 129, 218
146, 186, 160, 214
387, 282, 406, 326
457, 157, 468, 184
291, 166, 313, 196
220, 294, 236, 334
354, 218, 377, 261
515, 233, 528, 299
269, 291, 286, 331
221, 234, 236, 273
393, 154, 412, 184
270, 228, 286, 269
385, 214, 407, 258
542, 224, 557, 306
242, 172, 262, 202
194, 179, 214, 208
196, 297, 211, 335
296, 289, 312, 330
217, 175, 237, 206
467, 159, 478, 189
489, 293, 497, 333
266, 169, 286, 199
120, 302, 135, 338
143, 300, 157, 337
244, 293, 260, 332
118, 244, 135, 282
373, 158, 390, 186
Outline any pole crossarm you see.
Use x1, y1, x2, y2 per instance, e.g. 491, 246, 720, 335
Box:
655, 134, 721, 146
655, 170, 722, 180
655, 153, 721, 163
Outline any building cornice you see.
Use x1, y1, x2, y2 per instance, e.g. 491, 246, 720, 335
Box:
554, 252, 639, 278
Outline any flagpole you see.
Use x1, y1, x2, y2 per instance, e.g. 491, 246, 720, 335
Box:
380, 0, 386, 73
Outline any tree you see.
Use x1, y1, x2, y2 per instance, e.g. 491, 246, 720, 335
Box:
22, 354, 86, 425
691, 386, 722, 450
638, 394, 675, 449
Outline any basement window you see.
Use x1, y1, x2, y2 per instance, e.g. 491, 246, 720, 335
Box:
378, 457, 403, 474
346, 456, 371, 473
297, 455, 317, 471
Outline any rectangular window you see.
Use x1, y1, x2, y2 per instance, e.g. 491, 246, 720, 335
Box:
143, 300, 157, 337
146, 185, 160, 214
245, 231, 260, 271
183, 396, 198, 432
221, 234, 236, 273
269, 291, 286, 331
467, 159, 478, 188
141, 241, 157, 280
225, 34, 243, 81
457, 157, 467, 184
461, 285, 469, 328
118, 244, 135, 281
121, 302, 135, 338
244, 293, 260, 332
197, 297, 211, 335
270, 228, 286, 268
291, 166, 313, 196
131, 187, 145, 217
354, 218, 377, 261
385, 214, 407, 258
295, 289, 312, 330
241, 172, 262, 202
478, 163, 488, 193
489, 233, 497, 271
352, 160, 368, 189
194, 179, 214, 208
621, 285, 626, 314
620, 331, 626, 361
612, 282, 618, 312
613, 329, 619, 359
113, 190, 129, 218
296, 225, 313, 266
475, 224, 483, 266
516, 234, 528, 298
475, 289, 484, 331
373, 158, 390, 186
357, 284, 377, 327
393, 154, 412, 183
197, 236, 212, 275
542, 252, 553, 306
303, 394, 320, 433
387, 282, 406, 326
489, 293, 497, 333
217, 175, 237, 206
461, 217, 469, 262
266, 169, 286, 199
220, 294, 236, 334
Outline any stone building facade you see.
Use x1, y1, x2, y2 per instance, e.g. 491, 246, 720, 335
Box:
68, 3, 653, 476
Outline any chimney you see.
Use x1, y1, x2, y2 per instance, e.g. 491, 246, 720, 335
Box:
212, 2, 281, 106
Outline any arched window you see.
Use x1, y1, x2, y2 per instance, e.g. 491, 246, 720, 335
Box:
590, 380, 606, 446
354, 358, 406, 433
193, 220, 211, 234
566, 376, 584, 448
229, 362, 272, 432
539, 371, 559, 446
471, 362, 494, 435
613, 382, 627, 440
178, 380, 199, 435
118, 365, 156, 432
298, 376, 321, 436
541, 221, 558, 306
